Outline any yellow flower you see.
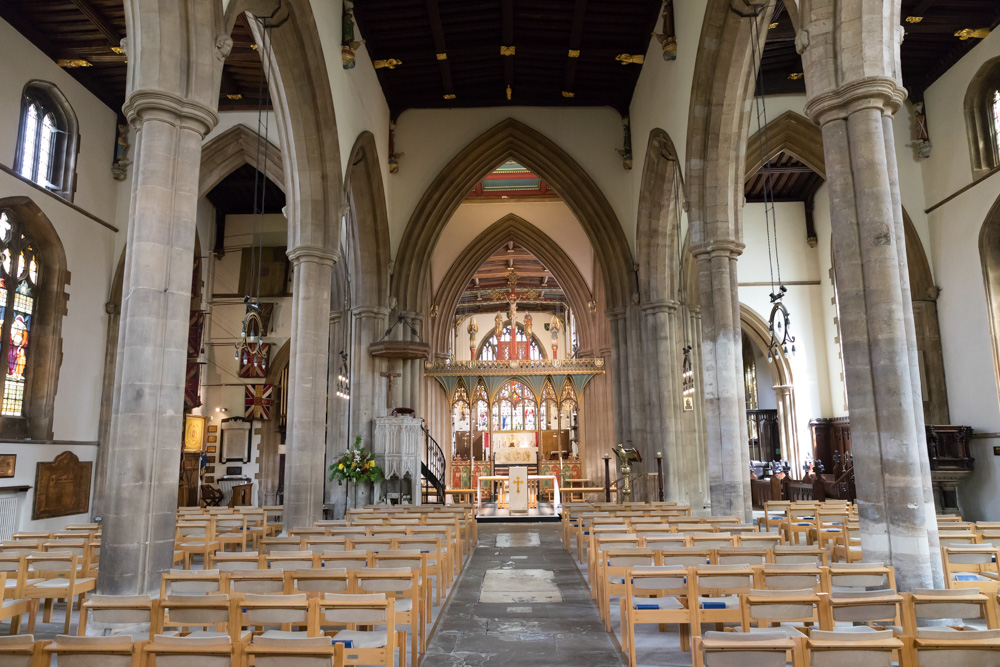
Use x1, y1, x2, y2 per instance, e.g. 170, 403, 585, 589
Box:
338, 463, 344, 469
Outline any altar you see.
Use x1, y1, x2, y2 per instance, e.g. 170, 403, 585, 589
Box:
476, 470, 561, 519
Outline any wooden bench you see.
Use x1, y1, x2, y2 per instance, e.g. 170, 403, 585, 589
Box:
566, 486, 607, 501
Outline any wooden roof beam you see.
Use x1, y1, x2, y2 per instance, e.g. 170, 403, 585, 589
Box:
561, 0, 588, 98
68, 0, 122, 46
425, 0, 455, 99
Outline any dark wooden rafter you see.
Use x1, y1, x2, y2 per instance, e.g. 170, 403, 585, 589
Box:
501, 0, 514, 100
425, 0, 455, 98
68, 0, 122, 46
562, 0, 588, 98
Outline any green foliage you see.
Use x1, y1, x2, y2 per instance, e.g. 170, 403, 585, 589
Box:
329, 435, 384, 483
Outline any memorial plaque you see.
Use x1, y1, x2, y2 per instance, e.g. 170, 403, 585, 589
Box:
32, 451, 92, 520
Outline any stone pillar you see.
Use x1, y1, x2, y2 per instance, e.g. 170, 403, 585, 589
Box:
326, 311, 350, 507
347, 306, 389, 507
99, 91, 218, 595
692, 240, 751, 521
641, 300, 681, 498
805, 80, 941, 590
283, 247, 337, 531
607, 309, 628, 447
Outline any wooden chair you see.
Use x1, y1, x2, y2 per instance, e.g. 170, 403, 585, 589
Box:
0, 572, 35, 635
316, 551, 371, 571
264, 551, 316, 571
784, 504, 820, 545
942, 545, 1000, 592
316, 594, 397, 667
244, 632, 345, 667
599, 547, 656, 632
242, 593, 311, 635
692, 630, 798, 667
260, 537, 304, 554
620, 565, 692, 667
159, 569, 224, 598
901, 588, 999, 634
756, 563, 824, 593
688, 565, 755, 644
226, 571, 288, 598
821, 562, 896, 592
209, 551, 262, 572
714, 546, 770, 567
0, 634, 47, 666
200, 485, 224, 507
740, 588, 819, 641
774, 545, 828, 566
818, 588, 903, 631
23, 552, 96, 634
759, 501, 791, 533
213, 515, 251, 553
79, 594, 153, 640
352, 567, 422, 667
175, 521, 219, 569
806, 628, 901, 667
657, 547, 712, 569
43, 634, 143, 667
394, 537, 446, 607
738, 533, 783, 550
143, 633, 236, 667
286, 568, 350, 599
909, 627, 1000, 667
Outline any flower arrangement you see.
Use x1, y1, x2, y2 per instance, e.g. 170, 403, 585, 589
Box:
329, 435, 383, 484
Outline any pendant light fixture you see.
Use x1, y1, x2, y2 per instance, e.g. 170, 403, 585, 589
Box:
748, 5, 796, 363
234, 15, 276, 368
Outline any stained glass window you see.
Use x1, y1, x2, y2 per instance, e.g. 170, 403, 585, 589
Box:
0, 213, 38, 417
478, 323, 545, 361
18, 102, 57, 188
493, 380, 537, 431
993, 90, 1000, 149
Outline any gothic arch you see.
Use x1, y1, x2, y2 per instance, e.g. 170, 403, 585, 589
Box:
474, 321, 548, 361
392, 118, 632, 312
343, 132, 391, 309
429, 214, 598, 357
199, 124, 284, 199
964, 56, 1000, 175
636, 128, 684, 303
979, 194, 1000, 413
0, 197, 68, 441
739, 305, 793, 389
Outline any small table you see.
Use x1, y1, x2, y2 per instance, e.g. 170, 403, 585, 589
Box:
565, 478, 592, 502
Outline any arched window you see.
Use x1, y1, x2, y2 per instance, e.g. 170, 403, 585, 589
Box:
490, 380, 536, 431
478, 323, 545, 361
964, 57, 1000, 175
16, 82, 79, 201
472, 382, 489, 431
0, 212, 38, 417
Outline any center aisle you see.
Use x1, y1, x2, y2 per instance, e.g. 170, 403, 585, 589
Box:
422, 521, 624, 666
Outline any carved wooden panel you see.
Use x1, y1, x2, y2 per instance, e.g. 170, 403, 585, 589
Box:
32, 451, 92, 520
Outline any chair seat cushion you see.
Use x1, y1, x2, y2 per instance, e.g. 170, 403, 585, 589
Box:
33, 577, 95, 589
952, 573, 991, 582
393, 597, 413, 613
632, 596, 683, 611
1, 598, 28, 608
333, 629, 387, 649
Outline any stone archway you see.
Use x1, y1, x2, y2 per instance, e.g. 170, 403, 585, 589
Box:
200, 124, 284, 198
428, 214, 598, 357
740, 304, 799, 473
744, 110, 949, 425
979, 193, 1000, 414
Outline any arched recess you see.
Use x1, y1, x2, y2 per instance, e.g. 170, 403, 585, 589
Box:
199, 124, 285, 199
0, 197, 68, 440
636, 128, 684, 303
740, 304, 800, 472
343, 132, 391, 310
979, 194, 1000, 414
744, 110, 949, 424
964, 56, 1000, 176
428, 214, 598, 358
392, 118, 632, 313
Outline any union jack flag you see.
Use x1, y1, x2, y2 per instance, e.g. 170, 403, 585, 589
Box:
245, 383, 273, 421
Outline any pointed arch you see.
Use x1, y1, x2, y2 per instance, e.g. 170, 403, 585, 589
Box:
393, 118, 632, 311
428, 213, 598, 356
744, 111, 826, 181
636, 128, 684, 302
979, 193, 1000, 414
199, 124, 284, 199
344, 132, 391, 309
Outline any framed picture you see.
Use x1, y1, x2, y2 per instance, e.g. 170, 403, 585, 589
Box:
183, 414, 207, 452
0, 454, 15, 478
207, 446, 217, 454
682, 396, 694, 412
207, 435, 218, 444
208, 425, 218, 433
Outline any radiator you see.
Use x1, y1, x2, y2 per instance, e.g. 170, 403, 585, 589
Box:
0, 496, 19, 541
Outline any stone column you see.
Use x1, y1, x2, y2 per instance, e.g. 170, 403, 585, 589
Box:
99, 91, 218, 595
283, 246, 337, 531
606, 309, 628, 447
805, 80, 941, 590
641, 300, 681, 497
347, 306, 389, 506
692, 240, 751, 521
326, 311, 350, 507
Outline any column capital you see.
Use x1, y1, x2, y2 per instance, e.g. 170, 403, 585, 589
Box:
605, 307, 627, 321
641, 299, 680, 315
689, 239, 744, 259
123, 89, 219, 137
804, 76, 906, 126
400, 310, 424, 324
351, 305, 391, 318
287, 245, 340, 266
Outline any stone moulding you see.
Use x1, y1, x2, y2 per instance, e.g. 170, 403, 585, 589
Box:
423, 357, 605, 375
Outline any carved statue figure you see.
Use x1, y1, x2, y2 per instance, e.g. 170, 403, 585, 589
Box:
523, 313, 533, 338
494, 313, 503, 340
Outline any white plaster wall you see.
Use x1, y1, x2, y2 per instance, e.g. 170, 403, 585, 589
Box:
811, 185, 849, 418
740, 201, 835, 462
429, 200, 595, 295
204, 111, 280, 148
309, 6, 392, 220
920, 28, 1000, 209
0, 20, 120, 224
390, 107, 630, 259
